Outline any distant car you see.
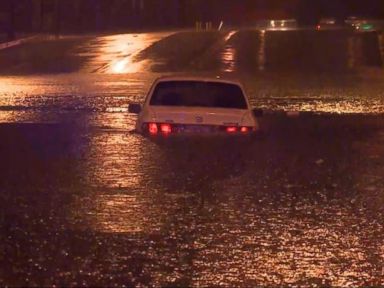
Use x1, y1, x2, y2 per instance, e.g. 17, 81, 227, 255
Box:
345, 17, 379, 32
316, 18, 337, 30
128, 76, 261, 136
256, 19, 298, 31
345, 16, 364, 29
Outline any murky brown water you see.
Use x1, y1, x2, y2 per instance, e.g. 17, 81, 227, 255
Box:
1, 31, 384, 286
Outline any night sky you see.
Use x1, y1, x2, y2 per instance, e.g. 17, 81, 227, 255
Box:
296, 0, 384, 24
1, 0, 384, 32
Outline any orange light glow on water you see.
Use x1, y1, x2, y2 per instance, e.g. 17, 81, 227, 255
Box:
102, 34, 146, 74
111, 57, 150, 74
68, 131, 149, 233
112, 59, 129, 73
85, 32, 171, 74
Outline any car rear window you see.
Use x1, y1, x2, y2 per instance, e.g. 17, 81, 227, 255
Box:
149, 81, 248, 109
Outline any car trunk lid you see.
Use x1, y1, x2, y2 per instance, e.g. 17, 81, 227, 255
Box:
149, 106, 247, 126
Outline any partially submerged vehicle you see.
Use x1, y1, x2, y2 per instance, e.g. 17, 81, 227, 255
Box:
129, 76, 262, 137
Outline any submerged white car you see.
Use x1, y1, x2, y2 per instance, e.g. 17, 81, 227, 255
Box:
128, 76, 261, 136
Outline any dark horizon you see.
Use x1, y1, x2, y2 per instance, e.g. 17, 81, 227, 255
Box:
0, 0, 384, 34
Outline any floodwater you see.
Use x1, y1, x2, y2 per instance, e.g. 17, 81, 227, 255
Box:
1, 30, 384, 286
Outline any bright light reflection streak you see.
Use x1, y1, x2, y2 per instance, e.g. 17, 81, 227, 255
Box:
221, 31, 237, 73
73, 124, 151, 233
112, 58, 129, 73
86, 32, 172, 74
111, 57, 149, 74
258, 30, 266, 71
85, 128, 141, 189
224, 31, 237, 42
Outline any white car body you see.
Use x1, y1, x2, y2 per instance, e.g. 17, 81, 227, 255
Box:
131, 76, 260, 136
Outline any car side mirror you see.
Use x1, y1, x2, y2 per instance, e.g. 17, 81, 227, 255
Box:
128, 103, 142, 114
253, 108, 263, 118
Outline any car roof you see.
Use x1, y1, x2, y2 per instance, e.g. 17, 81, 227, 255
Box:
154, 75, 244, 86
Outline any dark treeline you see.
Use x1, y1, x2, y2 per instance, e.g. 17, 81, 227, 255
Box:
0, 0, 384, 37
0, 0, 295, 33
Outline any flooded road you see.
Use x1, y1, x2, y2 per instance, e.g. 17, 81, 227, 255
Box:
1, 30, 384, 286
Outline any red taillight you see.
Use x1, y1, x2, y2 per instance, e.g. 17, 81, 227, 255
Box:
160, 123, 172, 134
147, 123, 173, 135
224, 126, 251, 133
226, 126, 237, 133
148, 123, 158, 134
240, 126, 249, 133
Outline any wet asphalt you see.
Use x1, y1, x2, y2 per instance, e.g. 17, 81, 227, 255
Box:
1, 30, 384, 286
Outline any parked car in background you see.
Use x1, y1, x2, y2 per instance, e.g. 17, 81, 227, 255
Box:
345, 17, 384, 32
129, 76, 261, 136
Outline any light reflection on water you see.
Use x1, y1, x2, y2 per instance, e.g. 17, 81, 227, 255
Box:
84, 131, 142, 189
65, 115, 384, 286
0, 111, 33, 123
250, 97, 384, 114
221, 31, 237, 72
87, 194, 144, 233
2, 73, 384, 117
2, 32, 384, 286
258, 30, 266, 71
191, 199, 379, 286
0, 106, 383, 286
81, 33, 171, 74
